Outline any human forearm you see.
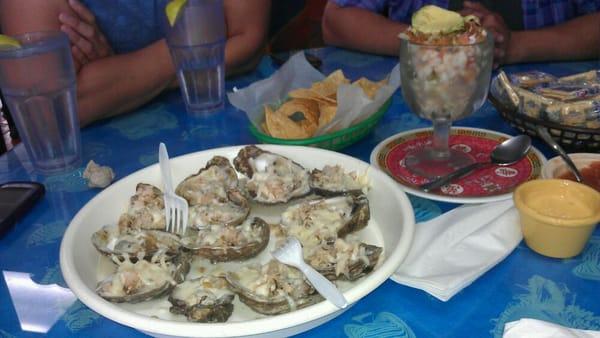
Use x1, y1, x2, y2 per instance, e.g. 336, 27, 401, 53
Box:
223, 0, 269, 76
507, 13, 600, 64
76, 40, 175, 126
224, 30, 267, 76
322, 2, 407, 56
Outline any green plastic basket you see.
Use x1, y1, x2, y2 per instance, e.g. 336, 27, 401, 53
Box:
249, 98, 391, 151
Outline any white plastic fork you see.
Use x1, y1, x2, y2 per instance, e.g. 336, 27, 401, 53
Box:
158, 143, 189, 235
271, 236, 348, 309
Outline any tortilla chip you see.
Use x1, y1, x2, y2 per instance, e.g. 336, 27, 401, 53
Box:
353, 77, 386, 99
287, 98, 320, 124
310, 81, 338, 98
261, 120, 270, 135
311, 70, 350, 99
318, 102, 337, 128
323, 70, 349, 87
288, 88, 337, 104
265, 105, 313, 139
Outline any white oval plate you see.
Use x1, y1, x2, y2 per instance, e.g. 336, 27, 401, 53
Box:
370, 127, 547, 204
60, 145, 415, 338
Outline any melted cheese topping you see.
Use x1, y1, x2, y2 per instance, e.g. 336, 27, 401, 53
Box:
305, 237, 371, 278
188, 201, 247, 228
171, 277, 233, 306
185, 219, 262, 247
122, 184, 165, 230
176, 164, 238, 206
98, 259, 174, 297
247, 153, 310, 203
233, 261, 306, 300
99, 226, 179, 257
313, 165, 369, 192
282, 196, 353, 247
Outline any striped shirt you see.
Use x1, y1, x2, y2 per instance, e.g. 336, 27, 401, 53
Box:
332, 0, 600, 30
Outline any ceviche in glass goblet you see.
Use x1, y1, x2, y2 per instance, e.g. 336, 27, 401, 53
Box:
399, 25, 493, 179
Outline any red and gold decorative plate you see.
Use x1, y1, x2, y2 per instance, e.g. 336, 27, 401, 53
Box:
370, 127, 547, 204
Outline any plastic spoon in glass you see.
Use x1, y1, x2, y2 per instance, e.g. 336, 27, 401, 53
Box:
420, 135, 532, 192
536, 126, 583, 183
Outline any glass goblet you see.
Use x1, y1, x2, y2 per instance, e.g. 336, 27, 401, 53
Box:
399, 32, 493, 179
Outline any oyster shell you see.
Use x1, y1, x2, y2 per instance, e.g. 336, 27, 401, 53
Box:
175, 156, 250, 229
175, 156, 239, 206
305, 238, 382, 281
187, 189, 249, 229
309, 165, 368, 196
280, 194, 370, 247
168, 276, 234, 322
233, 145, 311, 204
181, 217, 270, 262
225, 260, 322, 315
91, 225, 181, 262
96, 252, 189, 303
118, 183, 166, 232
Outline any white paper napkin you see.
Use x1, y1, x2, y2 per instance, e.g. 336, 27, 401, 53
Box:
392, 199, 522, 301
503, 318, 600, 338
227, 52, 400, 136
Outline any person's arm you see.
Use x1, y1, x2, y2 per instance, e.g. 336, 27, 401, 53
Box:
507, 13, 600, 64
0, 0, 175, 126
321, 1, 407, 56
223, 0, 270, 76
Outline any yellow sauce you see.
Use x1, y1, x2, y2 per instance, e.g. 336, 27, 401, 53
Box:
526, 193, 595, 219
521, 181, 600, 222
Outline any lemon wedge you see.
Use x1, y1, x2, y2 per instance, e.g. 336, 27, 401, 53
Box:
0, 34, 21, 49
166, 0, 188, 26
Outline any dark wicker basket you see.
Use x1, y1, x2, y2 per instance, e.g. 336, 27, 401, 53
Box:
488, 94, 600, 152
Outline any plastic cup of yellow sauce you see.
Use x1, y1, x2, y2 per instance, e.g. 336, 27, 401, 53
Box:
513, 179, 600, 258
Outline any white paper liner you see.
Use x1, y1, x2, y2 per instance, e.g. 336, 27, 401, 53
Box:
227, 52, 400, 137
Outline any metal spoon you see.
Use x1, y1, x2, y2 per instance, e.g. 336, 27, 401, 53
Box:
420, 135, 532, 192
536, 126, 583, 182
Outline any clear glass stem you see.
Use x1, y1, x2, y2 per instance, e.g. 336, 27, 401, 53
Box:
431, 117, 451, 160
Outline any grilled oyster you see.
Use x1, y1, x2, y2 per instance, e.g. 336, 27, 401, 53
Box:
181, 217, 270, 262
187, 189, 249, 229
226, 260, 322, 315
91, 225, 181, 262
280, 195, 370, 247
305, 238, 382, 281
175, 156, 240, 206
118, 183, 165, 232
233, 145, 311, 204
168, 276, 234, 322
309, 165, 369, 196
175, 156, 250, 229
96, 252, 189, 303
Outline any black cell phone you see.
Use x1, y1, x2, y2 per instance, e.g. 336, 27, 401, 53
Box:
0, 181, 45, 237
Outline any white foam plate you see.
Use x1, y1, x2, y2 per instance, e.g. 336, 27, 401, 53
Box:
60, 145, 415, 338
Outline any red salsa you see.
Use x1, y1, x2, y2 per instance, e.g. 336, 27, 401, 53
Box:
558, 160, 600, 192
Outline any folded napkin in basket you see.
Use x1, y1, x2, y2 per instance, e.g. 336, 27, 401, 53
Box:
503, 318, 600, 338
392, 199, 522, 301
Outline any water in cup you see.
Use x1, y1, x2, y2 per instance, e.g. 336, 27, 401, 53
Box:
0, 31, 82, 174
164, 0, 226, 114
171, 40, 225, 113
3, 84, 79, 172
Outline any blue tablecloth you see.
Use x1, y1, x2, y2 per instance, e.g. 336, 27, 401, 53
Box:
1, 47, 599, 338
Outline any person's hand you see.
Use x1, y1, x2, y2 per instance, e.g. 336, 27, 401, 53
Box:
59, 0, 113, 71
460, 1, 510, 68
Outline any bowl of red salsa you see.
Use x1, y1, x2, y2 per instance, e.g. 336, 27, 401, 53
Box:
541, 153, 600, 192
